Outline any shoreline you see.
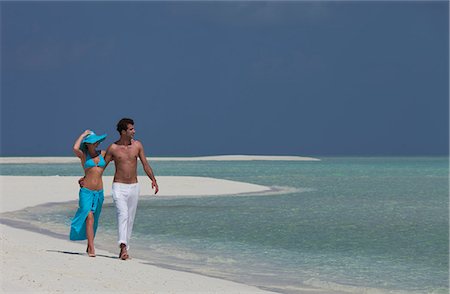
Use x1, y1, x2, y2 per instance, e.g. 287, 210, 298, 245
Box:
0, 155, 320, 164
0, 223, 280, 293
0, 175, 281, 293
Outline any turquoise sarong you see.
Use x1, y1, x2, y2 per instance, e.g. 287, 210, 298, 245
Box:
70, 187, 104, 241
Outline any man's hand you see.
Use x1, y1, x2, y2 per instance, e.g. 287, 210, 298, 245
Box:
152, 179, 159, 194
78, 177, 85, 188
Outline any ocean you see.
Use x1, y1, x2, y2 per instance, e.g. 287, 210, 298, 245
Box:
1, 157, 448, 293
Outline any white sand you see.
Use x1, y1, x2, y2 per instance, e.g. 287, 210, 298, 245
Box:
0, 176, 271, 213
0, 176, 278, 293
0, 155, 320, 164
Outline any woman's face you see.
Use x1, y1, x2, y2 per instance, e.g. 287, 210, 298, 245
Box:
87, 142, 99, 151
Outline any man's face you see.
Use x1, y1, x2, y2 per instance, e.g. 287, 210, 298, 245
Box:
125, 124, 135, 139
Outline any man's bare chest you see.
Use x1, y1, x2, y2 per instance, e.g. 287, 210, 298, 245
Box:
112, 147, 139, 162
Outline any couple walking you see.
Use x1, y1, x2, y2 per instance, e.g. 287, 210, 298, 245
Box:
69, 118, 159, 260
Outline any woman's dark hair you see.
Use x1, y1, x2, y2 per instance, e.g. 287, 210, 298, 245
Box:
117, 118, 134, 134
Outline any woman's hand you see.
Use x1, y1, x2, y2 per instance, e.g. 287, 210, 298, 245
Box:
82, 130, 92, 137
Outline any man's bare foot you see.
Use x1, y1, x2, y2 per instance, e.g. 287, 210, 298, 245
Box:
119, 243, 129, 260
86, 245, 96, 257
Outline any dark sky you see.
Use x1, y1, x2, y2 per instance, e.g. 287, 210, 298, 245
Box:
1, 1, 448, 156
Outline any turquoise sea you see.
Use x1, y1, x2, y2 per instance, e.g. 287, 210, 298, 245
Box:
1, 157, 448, 293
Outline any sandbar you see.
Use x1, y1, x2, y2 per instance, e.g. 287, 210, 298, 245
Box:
0, 155, 320, 164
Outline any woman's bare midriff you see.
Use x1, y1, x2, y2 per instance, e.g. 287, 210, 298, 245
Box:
83, 167, 104, 190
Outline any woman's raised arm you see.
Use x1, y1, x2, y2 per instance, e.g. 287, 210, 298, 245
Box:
73, 130, 91, 159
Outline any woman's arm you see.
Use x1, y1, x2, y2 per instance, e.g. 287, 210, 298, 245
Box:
73, 130, 91, 159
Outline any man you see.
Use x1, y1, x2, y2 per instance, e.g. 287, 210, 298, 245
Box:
104, 118, 159, 260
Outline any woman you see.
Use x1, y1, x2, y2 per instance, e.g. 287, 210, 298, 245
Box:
70, 130, 108, 257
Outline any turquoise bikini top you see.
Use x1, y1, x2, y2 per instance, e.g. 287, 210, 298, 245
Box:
84, 152, 106, 169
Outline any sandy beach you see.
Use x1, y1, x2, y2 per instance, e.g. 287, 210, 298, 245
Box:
0, 175, 278, 293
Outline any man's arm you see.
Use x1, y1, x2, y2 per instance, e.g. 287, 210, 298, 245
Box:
137, 142, 159, 194
103, 144, 114, 168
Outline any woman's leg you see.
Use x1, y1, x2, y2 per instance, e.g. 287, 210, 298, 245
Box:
86, 211, 95, 256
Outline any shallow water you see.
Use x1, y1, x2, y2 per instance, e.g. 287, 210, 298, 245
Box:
1, 157, 448, 293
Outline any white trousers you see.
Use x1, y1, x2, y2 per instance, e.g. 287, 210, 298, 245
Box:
112, 183, 140, 249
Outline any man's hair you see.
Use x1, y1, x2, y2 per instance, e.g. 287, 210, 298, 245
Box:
117, 118, 134, 134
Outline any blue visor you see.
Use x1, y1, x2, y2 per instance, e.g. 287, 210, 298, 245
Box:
80, 132, 107, 151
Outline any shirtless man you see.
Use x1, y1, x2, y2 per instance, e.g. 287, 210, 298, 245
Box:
104, 118, 159, 260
